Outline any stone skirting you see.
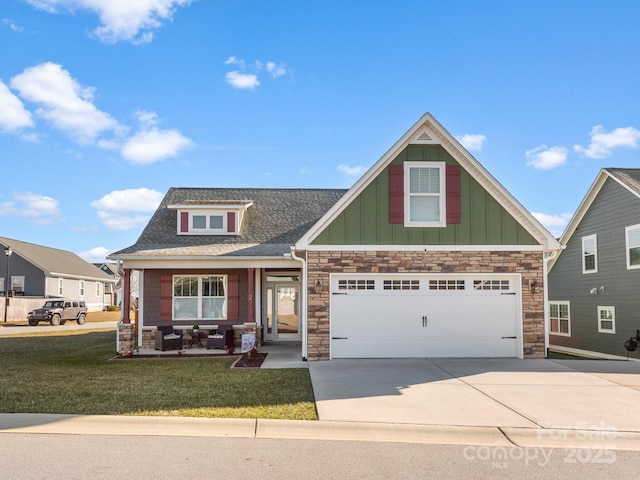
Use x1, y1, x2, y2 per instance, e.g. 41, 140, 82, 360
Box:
140, 323, 263, 350
117, 323, 135, 356
305, 250, 545, 361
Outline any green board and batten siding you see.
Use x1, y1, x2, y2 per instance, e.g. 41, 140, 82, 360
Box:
311, 145, 539, 246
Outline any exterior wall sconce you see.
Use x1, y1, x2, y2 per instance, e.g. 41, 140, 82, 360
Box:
529, 279, 540, 294
314, 279, 322, 294
589, 286, 605, 295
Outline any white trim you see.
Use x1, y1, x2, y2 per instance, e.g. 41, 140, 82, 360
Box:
138, 269, 144, 348
295, 113, 561, 252
168, 202, 254, 210
548, 300, 571, 337
549, 345, 640, 361
289, 249, 308, 360
404, 161, 446, 228
304, 244, 548, 252
581, 234, 598, 274
597, 305, 616, 334
111, 258, 301, 270
625, 224, 640, 270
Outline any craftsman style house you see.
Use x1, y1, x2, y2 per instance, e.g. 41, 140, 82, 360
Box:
548, 168, 640, 360
109, 113, 561, 360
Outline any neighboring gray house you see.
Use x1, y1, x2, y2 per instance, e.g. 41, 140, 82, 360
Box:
548, 168, 640, 360
0, 236, 116, 311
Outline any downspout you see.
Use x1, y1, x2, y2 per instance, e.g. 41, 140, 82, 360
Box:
290, 247, 307, 361
543, 250, 558, 358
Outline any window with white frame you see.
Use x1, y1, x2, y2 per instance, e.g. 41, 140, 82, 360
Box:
79, 280, 85, 296
96, 282, 101, 297
404, 161, 446, 227
582, 234, 598, 274
549, 301, 570, 336
597, 306, 615, 334
58, 278, 63, 296
191, 212, 226, 233
173, 275, 227, 320
626, 224, 640, 269
11, 276, 24, 293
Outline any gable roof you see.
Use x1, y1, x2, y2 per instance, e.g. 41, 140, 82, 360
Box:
295, 113, 562, 251
556, 168, 640, 247
109, 188, 347, 259
0, 237, 115, 282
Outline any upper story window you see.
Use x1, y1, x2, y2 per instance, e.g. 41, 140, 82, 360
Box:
79, 280, 85, 296
404, 161, 446, 227
582, 234, 598, 274
626, 224, 640, 269
170, 200, 253, 236
58, 278, 63, 296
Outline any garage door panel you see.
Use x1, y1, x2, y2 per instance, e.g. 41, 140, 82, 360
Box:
331, 274, 521, 359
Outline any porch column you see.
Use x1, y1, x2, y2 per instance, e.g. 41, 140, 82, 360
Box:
122, 268, 131, 324
247, 268, 255, 323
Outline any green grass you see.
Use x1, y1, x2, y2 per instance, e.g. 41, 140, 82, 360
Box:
0, 331, 318, 420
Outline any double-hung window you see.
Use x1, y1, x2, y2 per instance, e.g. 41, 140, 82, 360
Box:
582, 234, 598, 274
404, 162, 446, 227
549, 301, 570, 336
173, 275, 227, 320
597, 306, 615, 334
626, 224, 640, 269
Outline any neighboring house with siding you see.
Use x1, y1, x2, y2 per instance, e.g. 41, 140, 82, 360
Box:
110, 113, 562, 359
548, 168, 640, 360
0, 236, 116, 311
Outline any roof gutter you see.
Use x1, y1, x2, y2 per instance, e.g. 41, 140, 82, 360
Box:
289, 246, 308, 362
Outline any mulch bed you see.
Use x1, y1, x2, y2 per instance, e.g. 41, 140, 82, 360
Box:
232, 352, 268, 368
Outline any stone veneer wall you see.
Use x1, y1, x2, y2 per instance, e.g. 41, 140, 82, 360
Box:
306, 250, 545, 361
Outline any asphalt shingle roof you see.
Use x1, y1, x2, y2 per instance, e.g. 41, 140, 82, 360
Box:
111, 188, 347, 258
0, 237, 115, 281
607, 168, 640, 195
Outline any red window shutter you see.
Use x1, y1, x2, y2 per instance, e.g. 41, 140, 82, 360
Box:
227, 275, 239, 321
389, 165, 404, 224
227, 211, 236, 233
160, 275, 173, 321
180, 212, 189, 233
446, 165, 461, 224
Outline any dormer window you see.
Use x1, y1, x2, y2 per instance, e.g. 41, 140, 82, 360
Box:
169, 200, 253, 236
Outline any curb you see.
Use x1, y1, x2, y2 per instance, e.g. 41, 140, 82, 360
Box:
2, 414, 640, 450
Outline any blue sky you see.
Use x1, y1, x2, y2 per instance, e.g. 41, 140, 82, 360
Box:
1, 0, 639, 262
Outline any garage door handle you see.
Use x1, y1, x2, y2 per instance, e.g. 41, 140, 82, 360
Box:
501, 292, 516, 295
501, 336, 517, 339
332, 293, 348, 296
332, 337, 348, 340
422, 316, 428, 327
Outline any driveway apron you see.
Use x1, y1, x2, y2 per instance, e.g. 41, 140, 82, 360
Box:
308, 358, 640, 432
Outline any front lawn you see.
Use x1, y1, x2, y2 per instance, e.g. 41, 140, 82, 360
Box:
0, 331, 317, 420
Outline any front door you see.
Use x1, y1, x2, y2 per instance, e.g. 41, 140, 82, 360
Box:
264, 283, 300, 341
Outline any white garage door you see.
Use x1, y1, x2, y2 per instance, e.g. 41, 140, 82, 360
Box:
330, 274, 522, 359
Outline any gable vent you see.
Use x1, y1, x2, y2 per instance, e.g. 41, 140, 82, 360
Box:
410, 127, 439, 145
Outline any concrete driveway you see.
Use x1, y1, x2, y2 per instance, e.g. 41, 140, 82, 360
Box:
308, 358, 640, 432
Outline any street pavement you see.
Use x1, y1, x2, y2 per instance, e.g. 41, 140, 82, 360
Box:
0, 321, 117, 336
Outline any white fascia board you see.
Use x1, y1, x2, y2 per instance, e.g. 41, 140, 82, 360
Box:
167, 202, 254, 210
296, 113, 561, 252
304, 244, 547, 252
114, 257, 301, 270
49, 272, 116, 283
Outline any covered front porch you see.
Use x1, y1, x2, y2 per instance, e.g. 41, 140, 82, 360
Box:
116, 265, 306, 359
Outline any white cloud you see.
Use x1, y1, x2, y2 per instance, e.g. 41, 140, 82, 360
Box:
574, 125, 640, 159
91, 188, 163, 230
77, 246, 111, 263
338, 164, 368, 176
532, 212, 573, 238
224, 56, 245, 68
10, 62, 121, 143
266, 62, 286, 78
0, 192, 61, 225
456, 134, 486, 151
525, 145, 568, 170
24, 0, 193, 44
3, 19, 24, 32
225, 71, 260, 90
121, 127, 192, 164
0, 80, 34, 132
